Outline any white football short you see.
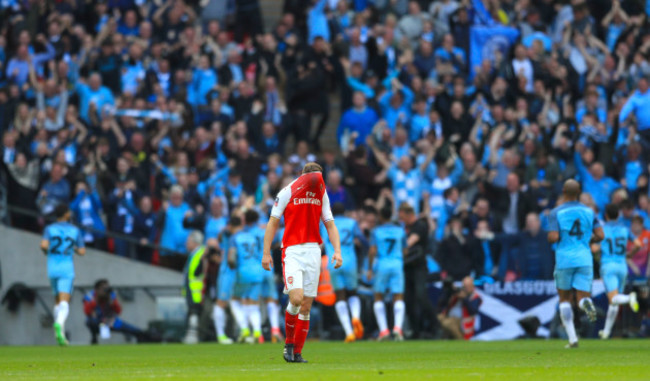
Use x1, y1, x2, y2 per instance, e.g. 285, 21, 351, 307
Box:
282, 243, 321, 297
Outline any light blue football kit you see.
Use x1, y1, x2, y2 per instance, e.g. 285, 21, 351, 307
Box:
43, 222, 85, 296
370, 223, 407, 294
217, 230, 236, 301
321, 217, 366, 291
231, 227, 264, 301
600, 221, 632, 293
548, 201, 601, 292
251, 225, 279, 300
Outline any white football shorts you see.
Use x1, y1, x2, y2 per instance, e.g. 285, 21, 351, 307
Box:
282, 243, 321, 297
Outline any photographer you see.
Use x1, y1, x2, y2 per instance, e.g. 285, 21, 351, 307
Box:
83, 279, 147, 344
437, 276, 482, 340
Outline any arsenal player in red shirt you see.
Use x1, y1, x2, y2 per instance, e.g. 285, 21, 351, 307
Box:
262, 162, 342, 363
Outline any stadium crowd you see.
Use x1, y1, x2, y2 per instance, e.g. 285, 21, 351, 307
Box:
2, 0, 650, 339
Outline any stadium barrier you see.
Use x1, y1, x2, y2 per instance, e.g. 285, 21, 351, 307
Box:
0, 225, 183, 345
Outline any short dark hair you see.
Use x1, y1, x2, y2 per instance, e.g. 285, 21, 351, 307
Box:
244, 209, 260, 225
620, 199, 634, 210
229, 215, 242, 227
94, 279, 109, 290
53, 204, 70, 220
332, 202, 345, 216
302, 162, 323, 174
632, 215, 644, 225
379, 206, 393, 221
605, 204, 620, 220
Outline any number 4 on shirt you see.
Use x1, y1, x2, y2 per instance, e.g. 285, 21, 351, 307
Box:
569, 220, 583, 240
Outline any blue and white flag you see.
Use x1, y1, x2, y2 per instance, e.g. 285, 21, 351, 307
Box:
112, 109, 183, 126
469, 26, 520, 76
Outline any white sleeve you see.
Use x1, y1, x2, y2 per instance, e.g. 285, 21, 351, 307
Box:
270, 186, 291, 219
321, 191, 334, 222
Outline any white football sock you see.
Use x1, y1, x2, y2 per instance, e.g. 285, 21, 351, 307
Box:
373, 301, 388, 333
230, 300, 248, 331
603, 304, 620, 337
188, 314, 199, 330
559, 301, 578, 344
393, 300, 405, 330
335, 301, 353, 336
53, 304, 60, 321
247, 305, 262, 334
56, 301, 69, 326
612, 294, 630, 305
213, 305, 227, 337
267, 302, 280, 330
348, 296, 361, 320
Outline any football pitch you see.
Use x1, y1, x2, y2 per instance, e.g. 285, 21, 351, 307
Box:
1, 340, 648, 380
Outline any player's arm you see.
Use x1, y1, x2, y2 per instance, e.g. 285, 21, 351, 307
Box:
228, 246, 237, 269
40, 239, 49, 255
324, 220, 343, 269
406, 233, 420, 248
367, 244, 377, 280
264, 187, 290, 270
76, 228, 86, 256
547, 210, 559, 243
591, 226, 605, 243
322, 192, 342, 269
262, 217, 280, 270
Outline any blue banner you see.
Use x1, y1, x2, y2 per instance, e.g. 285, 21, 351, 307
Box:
469, 26, 520, 76
428, 280, 608, 341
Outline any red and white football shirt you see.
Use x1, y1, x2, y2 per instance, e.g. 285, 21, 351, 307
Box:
270, 172, 334, 248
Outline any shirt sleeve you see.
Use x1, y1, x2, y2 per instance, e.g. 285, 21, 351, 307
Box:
43, 226, 50, 240
321, 191, 334, 222
547, 210, 558, 232
270, 186, 291, 219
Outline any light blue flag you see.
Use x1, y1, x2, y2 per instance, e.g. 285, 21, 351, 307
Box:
469, 26, 520, 77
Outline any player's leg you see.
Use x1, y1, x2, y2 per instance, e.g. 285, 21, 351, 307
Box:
231, 285, 250, 342
246, 284, 263, 343
344, 264, 364, 339
262, 272, 283, 343
283, 257, 304, 348
372, 268, 390, 340
332, 270, 355, 342
391, 268, 406, 340
555, 268, 579, 347
601, 264, 637, 339
392, 294, 405, 341
600, 264, 621, 339
292, 295, 314, 360
53, 278, 73, 346
213, 299, 233, 344
291, 249, 321, 363
573, 266, 596, 322
348, 290, 364, 339
608, 265, 638, 311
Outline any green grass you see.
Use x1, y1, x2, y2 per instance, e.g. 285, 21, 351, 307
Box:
1, 340, 649, 380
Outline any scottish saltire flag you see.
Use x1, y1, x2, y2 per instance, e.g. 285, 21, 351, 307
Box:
469, 26, 520, 76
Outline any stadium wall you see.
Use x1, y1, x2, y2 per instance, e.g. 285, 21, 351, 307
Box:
0, 225, 183, 346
